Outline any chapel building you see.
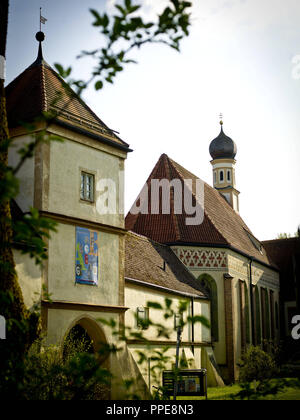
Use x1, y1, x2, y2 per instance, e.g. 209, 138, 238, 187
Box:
125, 122, 281, 383
6, 31, 281, 394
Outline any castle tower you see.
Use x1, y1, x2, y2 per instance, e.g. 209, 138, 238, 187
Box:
209, 118, 240, 213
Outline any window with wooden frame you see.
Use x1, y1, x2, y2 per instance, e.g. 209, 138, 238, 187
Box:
80, 172, 95, 202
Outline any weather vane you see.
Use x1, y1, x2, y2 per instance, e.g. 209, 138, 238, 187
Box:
39, 7, 47, 32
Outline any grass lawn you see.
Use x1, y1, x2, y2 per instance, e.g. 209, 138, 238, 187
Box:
177, 378, 300, 400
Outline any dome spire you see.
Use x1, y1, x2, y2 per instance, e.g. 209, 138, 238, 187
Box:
209, 115, 240, 213
209, 115, 237, 160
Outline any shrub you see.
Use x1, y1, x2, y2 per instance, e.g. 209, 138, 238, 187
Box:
239, 346, 278, 383
18, 337, 111, 400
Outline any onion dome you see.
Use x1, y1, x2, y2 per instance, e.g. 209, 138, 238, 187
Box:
209, 121, 237, 160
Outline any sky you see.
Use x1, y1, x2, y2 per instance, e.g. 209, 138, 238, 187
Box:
6, 0, 300, 241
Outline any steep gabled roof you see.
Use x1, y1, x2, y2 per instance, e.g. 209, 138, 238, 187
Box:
5, 52, 130, 151
126, 154, 276, 268
125, 231, 208, 299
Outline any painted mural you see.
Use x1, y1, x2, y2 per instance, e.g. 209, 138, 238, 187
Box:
75, 227, 99, 285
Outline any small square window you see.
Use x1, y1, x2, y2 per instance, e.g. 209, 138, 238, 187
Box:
80, 172, 94, 202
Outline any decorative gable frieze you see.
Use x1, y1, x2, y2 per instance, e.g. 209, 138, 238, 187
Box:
172, 248, 228, 270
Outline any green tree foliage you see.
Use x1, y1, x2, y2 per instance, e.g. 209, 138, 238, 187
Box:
18, 336, 111, 400
277, 231, 299, 239
54, 0, 191, 93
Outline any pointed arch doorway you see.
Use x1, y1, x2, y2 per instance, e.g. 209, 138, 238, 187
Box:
63, 316, 111, 399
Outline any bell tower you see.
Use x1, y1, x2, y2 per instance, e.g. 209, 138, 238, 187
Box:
209, 117, 240, 213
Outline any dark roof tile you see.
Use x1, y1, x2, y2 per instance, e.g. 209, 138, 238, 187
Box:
5, 57, 130, 149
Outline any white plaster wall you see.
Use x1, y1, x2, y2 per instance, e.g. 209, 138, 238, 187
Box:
47, 222, 119, 306
125, 283, 211, 344
48, 137, 124, 228
46, 308, 117, 346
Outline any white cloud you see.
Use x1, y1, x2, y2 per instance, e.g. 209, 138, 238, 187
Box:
106, 0, 300, 41
197, 0, 300, 30
102, 0, 300, 240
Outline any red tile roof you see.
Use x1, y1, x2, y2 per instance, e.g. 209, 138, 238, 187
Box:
5, 57, 130, 150
126, 154, 276, 268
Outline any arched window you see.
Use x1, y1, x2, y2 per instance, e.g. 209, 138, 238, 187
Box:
262, 288, 271, 341
253, 285, 261, 345
198, 274, 219, 342
275, 301, 279, 331
227, 170, 231, 182
244, 282, 251, 344
219, 170, 224, 182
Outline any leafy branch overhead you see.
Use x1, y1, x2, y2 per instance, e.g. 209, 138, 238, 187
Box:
54, 0, 192, 92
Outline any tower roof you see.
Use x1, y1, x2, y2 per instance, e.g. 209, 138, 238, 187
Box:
125, 154, 276, 268
209, 123, 237, 160
5, 33, 130, 152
